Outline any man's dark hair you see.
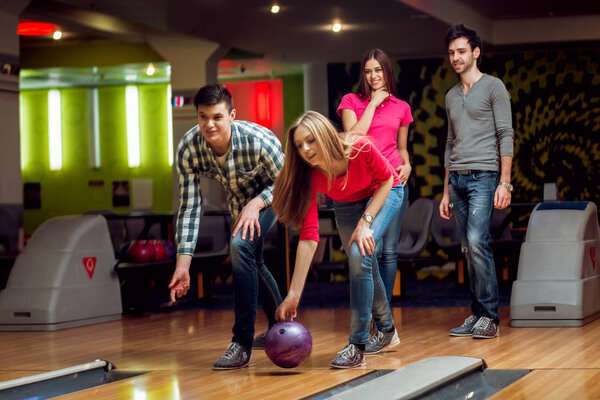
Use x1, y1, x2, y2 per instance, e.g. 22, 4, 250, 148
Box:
445, 24, 482, 67
193, 84, 234, 111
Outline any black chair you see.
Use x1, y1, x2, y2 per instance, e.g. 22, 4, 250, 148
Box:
0, 205, 22, 255
191, 205, 232, 300
0, 204, 22, 291
263, 222, 296, 295
430, 199, 465, 284
395, 198, 434, 297
125, 209, 162, 241
490, 208, 522, 284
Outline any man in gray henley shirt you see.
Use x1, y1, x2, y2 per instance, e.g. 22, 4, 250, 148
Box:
439, 24, 514, 339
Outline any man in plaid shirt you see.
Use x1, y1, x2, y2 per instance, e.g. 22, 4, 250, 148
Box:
168, 84, 285, 369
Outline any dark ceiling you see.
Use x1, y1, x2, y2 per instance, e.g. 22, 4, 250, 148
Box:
20, 0, 600, 64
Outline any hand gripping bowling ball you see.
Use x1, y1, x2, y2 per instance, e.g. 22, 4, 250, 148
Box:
264, 321, 312, 368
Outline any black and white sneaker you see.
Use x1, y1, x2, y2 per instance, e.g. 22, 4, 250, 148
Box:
365, 328, 400, 354
213, 342, 254, 370
252, 329, 269, 349
472, 317, 499, 339
449, 315, 479, 337
330, 344, 366, 369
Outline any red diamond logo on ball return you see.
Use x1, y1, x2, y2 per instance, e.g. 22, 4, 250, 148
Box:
83, 257, 96, 279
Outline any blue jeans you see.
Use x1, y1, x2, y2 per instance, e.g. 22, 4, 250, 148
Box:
375, 184, 408, 303
230, 207, 283, 348
448, 171, 499, 322
333, 184, 403, 345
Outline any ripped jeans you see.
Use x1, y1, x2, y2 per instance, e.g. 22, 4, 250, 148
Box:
449, 171, 499, 322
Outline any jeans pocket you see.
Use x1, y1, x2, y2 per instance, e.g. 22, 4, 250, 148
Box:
472, 171, 498, 182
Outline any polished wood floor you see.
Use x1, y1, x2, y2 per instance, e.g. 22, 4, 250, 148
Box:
1, 305, 600, 399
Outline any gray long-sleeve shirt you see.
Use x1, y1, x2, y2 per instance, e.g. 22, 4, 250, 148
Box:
444, 73, 514, 171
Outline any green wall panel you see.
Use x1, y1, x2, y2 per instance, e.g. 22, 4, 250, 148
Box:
21, 83, 173, 235
281, 73, 304, 133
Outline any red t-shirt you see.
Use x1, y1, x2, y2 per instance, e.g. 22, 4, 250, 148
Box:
299, 138, 400, 242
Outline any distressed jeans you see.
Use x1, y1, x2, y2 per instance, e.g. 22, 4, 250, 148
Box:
449, 171, 499, 322
333, 184, 403, 345
230, 207, 283, 348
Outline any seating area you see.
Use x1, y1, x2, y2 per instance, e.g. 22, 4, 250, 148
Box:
0, 204, 23, 291
0, 199, 532, 313
302, 198, 529, 300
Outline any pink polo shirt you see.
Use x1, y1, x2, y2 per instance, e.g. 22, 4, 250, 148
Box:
299, 138, 400, 243
337, 93, 413, 169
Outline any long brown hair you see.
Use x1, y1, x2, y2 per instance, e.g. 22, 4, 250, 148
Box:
273, 111, 366, 227
356, 48, 397, 100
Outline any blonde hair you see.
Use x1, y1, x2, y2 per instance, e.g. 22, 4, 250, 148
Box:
273, 111, 367, 227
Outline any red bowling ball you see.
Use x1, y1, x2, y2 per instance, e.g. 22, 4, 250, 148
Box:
264, 321, 312, 368
149, 240, 167, 261
127, 240, 156, 262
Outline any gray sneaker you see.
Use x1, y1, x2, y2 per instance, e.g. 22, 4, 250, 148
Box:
330, 344, 366, 369
365, 328, 400, 354
213, 342, 254, 370
252, 329, 268, 349
472, 317, 499, 339
449, 315, 479, 337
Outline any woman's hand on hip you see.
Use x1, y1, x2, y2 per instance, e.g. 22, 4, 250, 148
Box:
396, 164, 411, 185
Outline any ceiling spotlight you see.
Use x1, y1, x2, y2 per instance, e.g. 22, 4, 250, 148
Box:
271, 3, 280, 13
146, 63, 156, 76
52, 31, 63, 40
332, 23, 342, 33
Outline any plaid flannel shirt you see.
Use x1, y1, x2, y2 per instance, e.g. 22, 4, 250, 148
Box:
175, 120, 284, 255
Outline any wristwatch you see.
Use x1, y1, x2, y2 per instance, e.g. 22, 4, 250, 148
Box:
499, 182, 513, 192
362, 213, 374, 224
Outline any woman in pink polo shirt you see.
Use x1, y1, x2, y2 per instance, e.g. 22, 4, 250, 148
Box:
272, 111, 403, 368
337, 48, 413, 307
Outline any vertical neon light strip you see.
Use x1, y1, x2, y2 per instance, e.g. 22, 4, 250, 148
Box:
125, 86, 140, 168
167, 85, 174, 166
19, 93, 25, 170
48, 89, 62, 171
88, 88, 101, 168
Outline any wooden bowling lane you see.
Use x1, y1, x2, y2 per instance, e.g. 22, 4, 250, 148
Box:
488, 369, 600, 399
1, 306, 600, 398
55, 369, 369, 400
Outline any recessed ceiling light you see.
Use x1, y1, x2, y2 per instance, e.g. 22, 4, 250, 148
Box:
146, 63, 156, 76
271, 4, 280, 14
52, 31, 63, 40
332, 23, 342, 32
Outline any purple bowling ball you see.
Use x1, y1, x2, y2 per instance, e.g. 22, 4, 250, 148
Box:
264, 321, 312, 368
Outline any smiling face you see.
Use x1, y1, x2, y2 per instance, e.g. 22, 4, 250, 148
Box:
293, 124, 322, 169
197, 101, 236, 153
364, 58, 386, 91
448, 37, 479, 75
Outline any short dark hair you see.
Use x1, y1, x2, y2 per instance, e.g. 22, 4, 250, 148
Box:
356, 48, 397, 100
445, 24, 482, 67
193, 84, 234, 111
